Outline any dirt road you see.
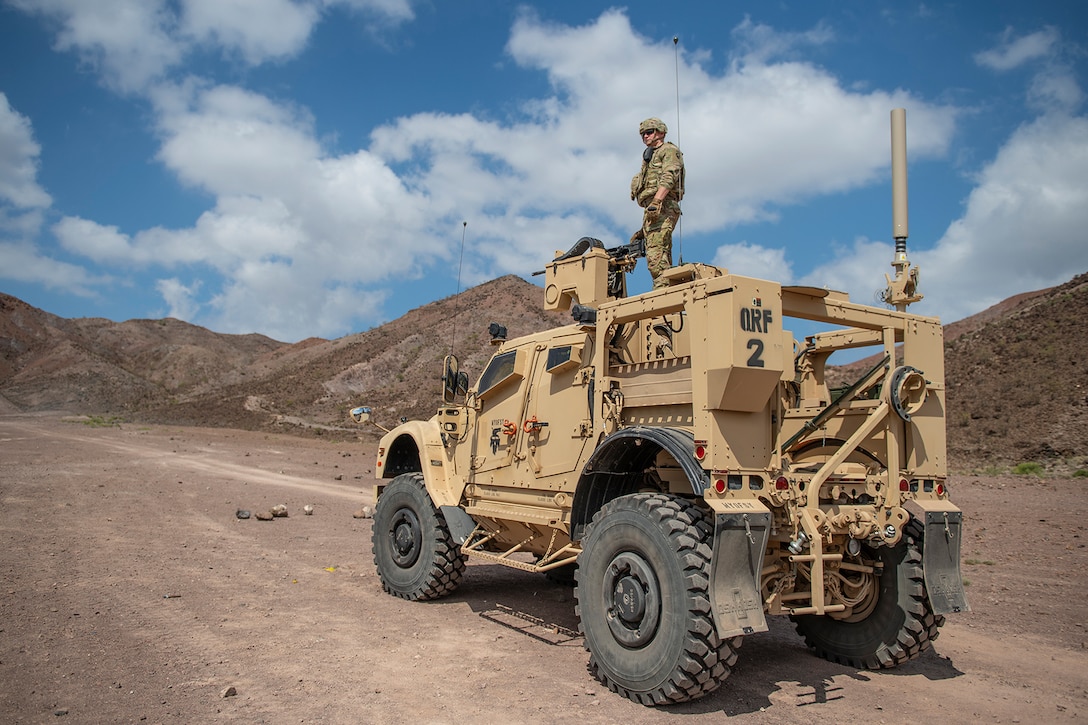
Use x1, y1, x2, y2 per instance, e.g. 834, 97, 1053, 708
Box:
1, 415, 1085, 723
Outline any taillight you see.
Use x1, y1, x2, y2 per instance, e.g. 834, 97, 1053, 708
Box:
775, 476, 789, 491
713, 478, 726, 494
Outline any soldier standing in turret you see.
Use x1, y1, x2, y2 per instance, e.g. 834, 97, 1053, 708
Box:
631, 117, 684, 289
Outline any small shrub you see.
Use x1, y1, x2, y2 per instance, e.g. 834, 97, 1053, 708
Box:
1074, 469, 1088, 478
83, 415, 122, 427
1012, 461, 1044, 475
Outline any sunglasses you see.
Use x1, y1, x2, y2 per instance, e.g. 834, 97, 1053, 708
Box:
640, 129, 657, 136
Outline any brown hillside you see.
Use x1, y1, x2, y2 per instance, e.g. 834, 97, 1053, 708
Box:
139, 275, 568, 431
944, 272, 1088, 467
0, 275, 565, 433
3, 272, 1086, 468
0, 292, 284, 414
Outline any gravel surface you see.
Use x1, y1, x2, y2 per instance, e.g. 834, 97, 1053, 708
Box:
2, 415, 1086, 723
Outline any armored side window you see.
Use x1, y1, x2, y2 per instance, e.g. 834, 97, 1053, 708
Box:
477, 350, 520, 398
545, 344, 582, 374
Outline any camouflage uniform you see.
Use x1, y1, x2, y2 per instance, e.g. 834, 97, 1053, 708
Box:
631, 118, 684, 289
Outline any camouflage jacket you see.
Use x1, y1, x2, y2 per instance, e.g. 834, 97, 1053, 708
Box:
630, 142, 685, 207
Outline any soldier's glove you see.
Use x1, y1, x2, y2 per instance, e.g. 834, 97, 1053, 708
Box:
629, 228, 645, 244
644, 205, 661, 223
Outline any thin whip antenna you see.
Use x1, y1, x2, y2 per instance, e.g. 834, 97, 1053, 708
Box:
449, 220, 467, 356
673, 35, 683, 264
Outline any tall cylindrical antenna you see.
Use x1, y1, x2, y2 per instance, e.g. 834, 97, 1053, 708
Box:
883, 108, 922, 310
890, 107, 909, 252
449, 221, 468, 356
673, 35, 683, 264
673, 36, 682, 149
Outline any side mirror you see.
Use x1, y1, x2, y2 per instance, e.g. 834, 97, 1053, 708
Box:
349, 406, 372, 424
442, 355, 469, 403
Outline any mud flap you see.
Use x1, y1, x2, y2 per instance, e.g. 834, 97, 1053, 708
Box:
904, 501, 971, 615
440, 505, 478, 546
709, 509, 771, 638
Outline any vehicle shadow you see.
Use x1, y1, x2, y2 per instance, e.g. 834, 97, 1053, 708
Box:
452, 562, 583, 646
674, 618, 965, 717
447, 562, 965, 717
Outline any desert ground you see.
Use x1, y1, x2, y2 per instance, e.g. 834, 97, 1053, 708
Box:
1, 414, 1086, 724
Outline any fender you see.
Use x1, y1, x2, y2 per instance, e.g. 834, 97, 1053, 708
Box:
375, 418, 461, 508
570, 426, 709, 540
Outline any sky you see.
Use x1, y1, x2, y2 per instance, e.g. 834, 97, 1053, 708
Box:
1, 1, 1086, 344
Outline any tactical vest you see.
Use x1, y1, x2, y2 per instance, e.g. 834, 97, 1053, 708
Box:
631, 142, 685, 206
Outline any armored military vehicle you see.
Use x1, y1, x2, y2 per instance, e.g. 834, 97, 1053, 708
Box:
356, 109, 967, 705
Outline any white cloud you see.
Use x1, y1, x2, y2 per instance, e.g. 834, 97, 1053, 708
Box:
973, 27, 1083, 115
46, 77, 443, 337
329, 0, 414, 24
180, 0, 320, 64
728, 15, 835, 65
0, 93, 52, 211
156, 276, 202, 319
0, 240, 110, 295
375, 12, 957, 260
204, 260, 390, 340
13, 6, 1085, 342
549, 14, 953, 228
712, 242, 794, 283
9, 0, 415, 95
13, 9, 965, 339
8, 0, 184, 93
0, 93, 63, 288
53, 217, 135, 261
799, 237, 892, 308
1028, 66, 1084, 115
913, 113, 1088, 322
975, 27, 1059, 72
152, 82, 323, 197
742, 112, 1088, 326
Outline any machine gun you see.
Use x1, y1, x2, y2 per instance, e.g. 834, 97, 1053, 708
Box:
534, 235, 647, 300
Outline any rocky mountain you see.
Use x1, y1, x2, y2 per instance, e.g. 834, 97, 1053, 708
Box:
2, 271, 1086, 470
0, 275, 567, 432
943, 272, 1088, 467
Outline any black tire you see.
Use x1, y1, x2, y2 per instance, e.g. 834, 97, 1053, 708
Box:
575, 493, 738, 706
371, 472, 465, 601
792, 518, 944, 668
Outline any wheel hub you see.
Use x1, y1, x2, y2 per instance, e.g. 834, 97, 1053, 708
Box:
603, 552, 660, 648
614, 576, 646, 623
389, 508, 422, 568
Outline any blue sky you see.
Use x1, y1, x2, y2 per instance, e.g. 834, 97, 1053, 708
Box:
1, 1, 1086, 343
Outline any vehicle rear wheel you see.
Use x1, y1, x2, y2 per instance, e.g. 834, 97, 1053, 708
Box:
792, 518, 943, 668
371, 472, 465, 601
576, 493, 738, 705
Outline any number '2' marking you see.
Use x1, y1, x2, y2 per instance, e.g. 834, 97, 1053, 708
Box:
746, 339, 765, 368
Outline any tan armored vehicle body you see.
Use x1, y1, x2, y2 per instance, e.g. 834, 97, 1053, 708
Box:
361, 110, 967, 705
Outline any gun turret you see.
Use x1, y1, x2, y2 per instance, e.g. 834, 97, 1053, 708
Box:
539, 236, 647, 312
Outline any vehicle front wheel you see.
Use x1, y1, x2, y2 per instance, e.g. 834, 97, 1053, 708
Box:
371, 472, 465, 601
576, 493, 738, 706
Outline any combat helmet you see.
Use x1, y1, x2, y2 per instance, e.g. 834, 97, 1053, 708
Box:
639, 117, 667, 134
